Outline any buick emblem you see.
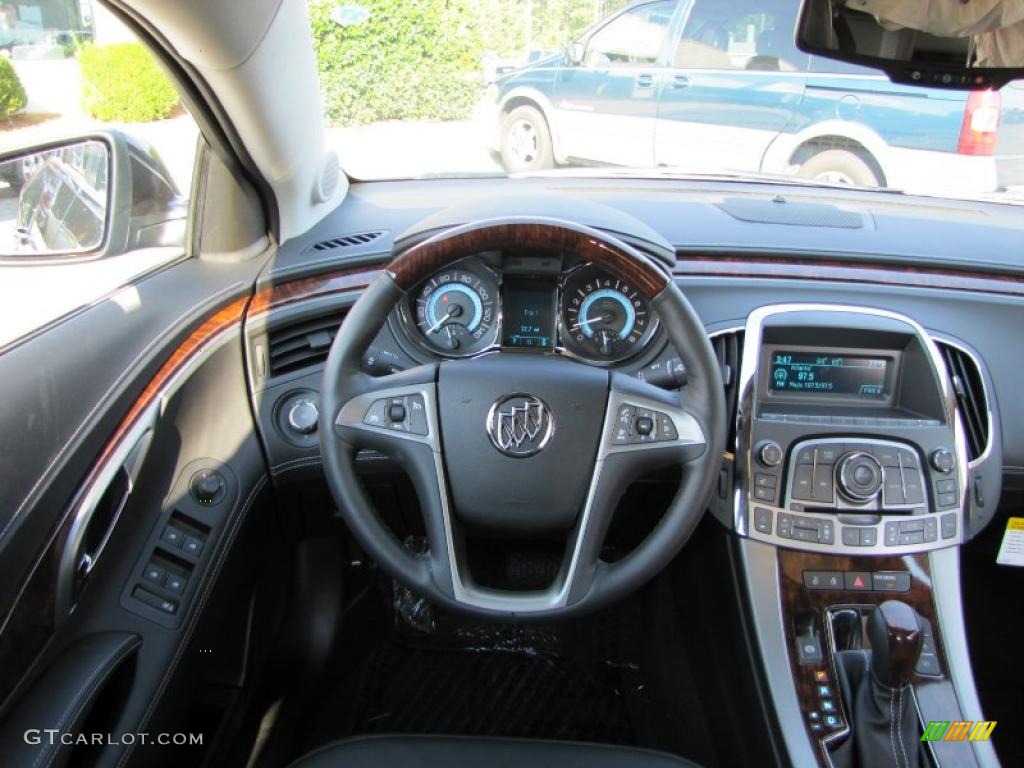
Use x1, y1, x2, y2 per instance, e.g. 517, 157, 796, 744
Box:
486, 393, 554, 457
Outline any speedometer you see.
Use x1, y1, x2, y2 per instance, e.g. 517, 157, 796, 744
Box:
411, 266, 498, 356
559, 265, 656, 362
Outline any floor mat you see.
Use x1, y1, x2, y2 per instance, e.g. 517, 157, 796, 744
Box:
338, 640, 638, 743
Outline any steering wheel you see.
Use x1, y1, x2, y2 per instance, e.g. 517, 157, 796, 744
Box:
319, 218, 725, 619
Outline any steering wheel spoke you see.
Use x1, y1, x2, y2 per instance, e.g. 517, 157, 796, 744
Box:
333, 365, 440, 454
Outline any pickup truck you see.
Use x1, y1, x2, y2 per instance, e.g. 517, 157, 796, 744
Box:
475, 0, 1024, 194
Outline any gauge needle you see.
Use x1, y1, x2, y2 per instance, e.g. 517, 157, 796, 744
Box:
570, 312, 613, 332
427, 312, 453, 333
426, 304, 463, 333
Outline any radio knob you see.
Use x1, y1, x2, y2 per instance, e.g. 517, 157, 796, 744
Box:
287, 399, 319, 434
837, 452, 883, 501
757, 440, 783, 467
930, 448, 955, 474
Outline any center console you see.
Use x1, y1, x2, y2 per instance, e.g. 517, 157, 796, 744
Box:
737, 305, 969, 555
728, 305, 1000, 768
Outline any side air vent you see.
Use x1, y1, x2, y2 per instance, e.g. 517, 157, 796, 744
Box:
936, 341, 989, 461
310, 230, 384, 252
710, 330, 744, 451
268, 312, 344, 377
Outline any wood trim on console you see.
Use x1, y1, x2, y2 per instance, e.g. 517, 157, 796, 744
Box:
388, 221, 670, 300
777, 549, 977, 768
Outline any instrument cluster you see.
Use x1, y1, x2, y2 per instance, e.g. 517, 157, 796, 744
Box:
394, 256, 660, 365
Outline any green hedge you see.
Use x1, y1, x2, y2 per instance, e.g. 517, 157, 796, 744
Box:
310, 0, 482, 126
0, 56, 27, 119
78, 43, 179, 122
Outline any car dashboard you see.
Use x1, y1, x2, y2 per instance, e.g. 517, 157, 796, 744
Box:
234, 176, 1020, 767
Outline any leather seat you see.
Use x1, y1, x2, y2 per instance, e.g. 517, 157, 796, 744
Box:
289, 734, 702, 767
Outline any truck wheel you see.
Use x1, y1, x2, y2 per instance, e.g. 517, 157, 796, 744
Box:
798, 149, 881, 187
500, 105, 554, 172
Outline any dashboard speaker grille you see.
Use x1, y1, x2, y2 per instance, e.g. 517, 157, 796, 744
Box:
937, 341, 988, 461
711, 329, 744, 451
268, 312, 345, 377
310, 230, 384, 253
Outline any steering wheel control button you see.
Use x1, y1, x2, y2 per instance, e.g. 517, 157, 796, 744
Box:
941, 513, 957, 539
930, 448, 955, 474
612, 405, 635, 444
486, 393, 554, 458
388, 401, 407, 423
406, 395, 428, 435
757, 440, 783, 467
190, 470, 226, 505
655, 412, 677, 441
630, 407, 656, 444
363, 399, 388, 427
286, 399, 319, 434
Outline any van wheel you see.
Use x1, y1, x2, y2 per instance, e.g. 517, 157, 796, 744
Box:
500, 105, 554, 172
798, 149, 880, 187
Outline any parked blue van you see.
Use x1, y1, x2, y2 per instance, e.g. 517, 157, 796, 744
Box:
475, 0, 1024, 193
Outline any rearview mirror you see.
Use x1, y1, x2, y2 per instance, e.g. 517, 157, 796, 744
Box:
0, 131, 186, 261
797, 0, 1024, 89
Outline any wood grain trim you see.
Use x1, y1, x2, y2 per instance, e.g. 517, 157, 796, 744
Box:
80, 296, 250, 490
388, 221, 670, 299
674, 255, 1024, 296
248, 265, 383, 316
777, 550, 951, 768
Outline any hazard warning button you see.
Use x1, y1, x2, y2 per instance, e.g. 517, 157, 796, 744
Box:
844, 572, 872, 591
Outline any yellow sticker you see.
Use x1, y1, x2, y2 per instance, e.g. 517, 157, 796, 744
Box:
997, 518, 1024, 566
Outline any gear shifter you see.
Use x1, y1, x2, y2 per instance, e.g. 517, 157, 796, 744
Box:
832, 601, 926, 768
867, 600, 923, 687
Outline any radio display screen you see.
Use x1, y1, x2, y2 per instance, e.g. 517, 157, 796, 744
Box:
501, 278, 556, 349
769, 351, 890, 398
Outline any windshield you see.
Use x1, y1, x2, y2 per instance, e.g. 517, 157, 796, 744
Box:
310, 0, 1024, 203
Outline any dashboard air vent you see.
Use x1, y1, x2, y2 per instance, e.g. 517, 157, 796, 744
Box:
711, 330, 744, 451
311, 230, 384, 252
268, 312, 344, 377
936, 341, 989, 461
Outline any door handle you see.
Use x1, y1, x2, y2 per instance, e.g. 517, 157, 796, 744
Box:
636, 73, 655, 88
671, 74, 690, 89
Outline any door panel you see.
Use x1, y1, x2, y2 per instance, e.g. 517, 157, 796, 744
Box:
553, 1, 677, 166
655, 0, 808, 171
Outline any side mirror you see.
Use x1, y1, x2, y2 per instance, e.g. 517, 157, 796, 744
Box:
796, 0, 1024, 89
567, 41, 585, 67
0, 130, 186, 261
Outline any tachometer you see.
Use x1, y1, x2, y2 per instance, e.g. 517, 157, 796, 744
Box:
559, 265, 656, 362
412, 267, 498, 356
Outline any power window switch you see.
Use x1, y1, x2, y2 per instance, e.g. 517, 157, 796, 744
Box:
143, 565, 166, 586
182, 536, 204, 558
161, 525, 185, 549
165, 574, 187, 594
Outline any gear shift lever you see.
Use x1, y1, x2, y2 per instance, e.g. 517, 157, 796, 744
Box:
867, 600, 923, 687
832, 601, 925, 768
